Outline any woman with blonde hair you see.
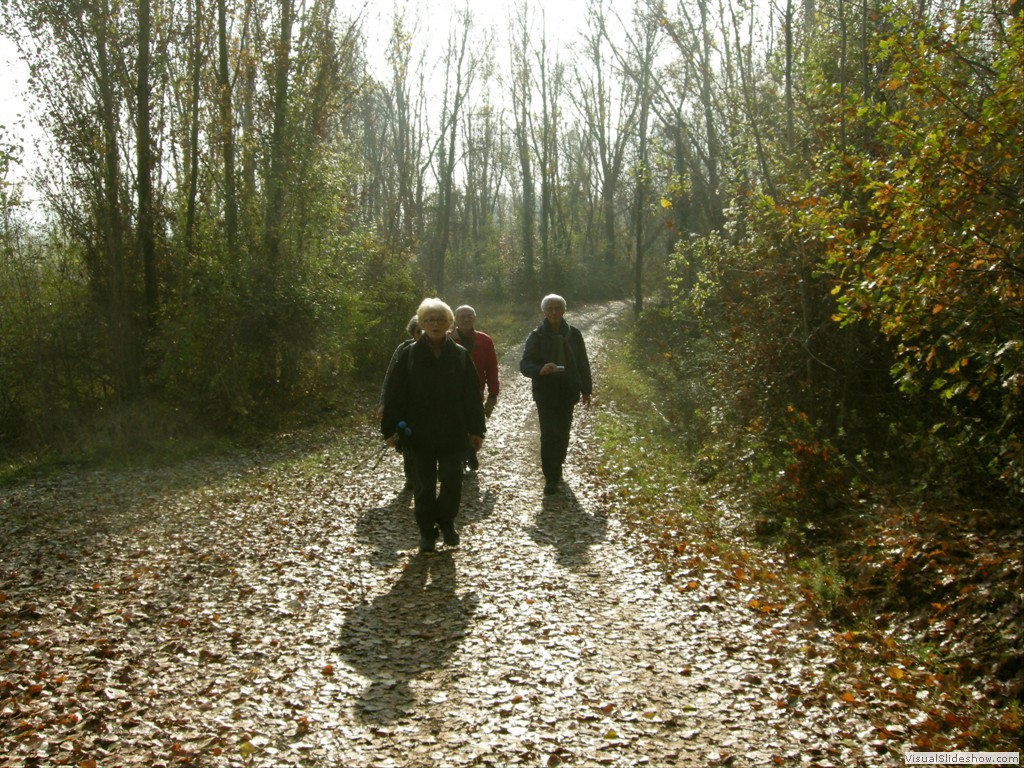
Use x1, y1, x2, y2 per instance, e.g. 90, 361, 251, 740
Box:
381, 298, 486, 552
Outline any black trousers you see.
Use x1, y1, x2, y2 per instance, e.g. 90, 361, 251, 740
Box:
410, 450, 463, 536
536, 401, 575, 482
402, 449, 416, 482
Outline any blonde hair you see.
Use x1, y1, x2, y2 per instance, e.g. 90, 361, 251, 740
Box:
416, 297, 454, 325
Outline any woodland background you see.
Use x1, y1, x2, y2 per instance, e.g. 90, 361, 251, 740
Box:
0, 0, 1020, 747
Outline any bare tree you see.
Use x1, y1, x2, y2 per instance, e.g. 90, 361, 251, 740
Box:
510, 0, 537, 294
659, 0, 726, 233
183, 0, 207, 251
531, 15, 565, 284
137, 0, 158, 329
574, 0, 640, 270
263, 0, 294, 273
428, 10, 474, 293
370, 15, 430, 251
217, 0, 239, 257
461, 66, 508, 279
607, 3, 662, 314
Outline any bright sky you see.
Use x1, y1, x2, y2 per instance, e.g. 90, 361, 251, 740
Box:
1, 34, 40, 205
360, 0, 637, 93
1, 0, 633, 196
362, 0, 627, 50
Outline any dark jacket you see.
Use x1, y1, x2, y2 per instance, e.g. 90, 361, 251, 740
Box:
382, 334, 486, 455
519, 319, 592, 406
379, 337, 415, 406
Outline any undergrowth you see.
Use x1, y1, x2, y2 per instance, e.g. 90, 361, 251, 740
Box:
591, 306, 1023, 751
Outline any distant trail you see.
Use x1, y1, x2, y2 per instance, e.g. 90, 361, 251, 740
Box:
0, 300, 895, 767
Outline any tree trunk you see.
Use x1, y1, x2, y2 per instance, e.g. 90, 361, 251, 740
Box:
263, 0, 293, 273
185, 0, 203, 251
697, 0, 724, 231
217, 0, 239, 257
95, 2, 139, 401
631, 20, 656, 317
137, 0, 158, 331
432, 20, 471, 293
511, 7, 535, 295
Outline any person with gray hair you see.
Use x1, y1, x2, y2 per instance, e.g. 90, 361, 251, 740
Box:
452, 304, 500, 471
519, 294, 593, 494
382, 298, 486, 552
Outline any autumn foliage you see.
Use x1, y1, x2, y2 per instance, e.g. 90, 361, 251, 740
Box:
637, 0, 1022, 738
658, 0, 1022, 503
823, 6, 1024, 491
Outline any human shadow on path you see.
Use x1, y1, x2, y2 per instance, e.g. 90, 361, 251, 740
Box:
336, 552, 478, 723
527, 486, 608, 568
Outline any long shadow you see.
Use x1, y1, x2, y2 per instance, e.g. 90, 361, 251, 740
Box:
527, 486, 608, 568
335, 551, 478, 723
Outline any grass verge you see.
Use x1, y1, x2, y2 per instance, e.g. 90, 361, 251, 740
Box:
589, 307, 1022, 752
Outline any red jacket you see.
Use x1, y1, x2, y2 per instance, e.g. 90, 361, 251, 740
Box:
453, 329, 499, 401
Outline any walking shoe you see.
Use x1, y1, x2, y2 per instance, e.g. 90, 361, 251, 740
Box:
440, 524, 460, 546
419, 533, 437, 553
543, 481, 558, 495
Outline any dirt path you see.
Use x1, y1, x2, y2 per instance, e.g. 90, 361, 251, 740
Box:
2, 302, 895, 767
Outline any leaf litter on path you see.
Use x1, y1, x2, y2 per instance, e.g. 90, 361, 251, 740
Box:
2, 302, 909, 766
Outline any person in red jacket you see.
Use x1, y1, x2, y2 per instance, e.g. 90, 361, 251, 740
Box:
452, 304, 499, 471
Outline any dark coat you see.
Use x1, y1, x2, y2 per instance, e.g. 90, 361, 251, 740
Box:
379, 337, 415, 405
382, 334, 486, 455
519, 319, 592, 406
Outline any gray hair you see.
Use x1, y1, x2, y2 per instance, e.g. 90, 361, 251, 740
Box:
416, 297, 454, 325
540, 294, 566, 312
454, 305, 476, 317
405, 314, 420, 336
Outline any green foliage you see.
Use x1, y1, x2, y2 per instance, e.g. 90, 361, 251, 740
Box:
0, 229, 108, 449
754, 407, 855, 545
153, 223, 416, 429
629, 303, 720, 458
821, 4, 1024, 491
649, 0, 1023, 538
592, 311, 710, 528
0, 0, 426, 455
